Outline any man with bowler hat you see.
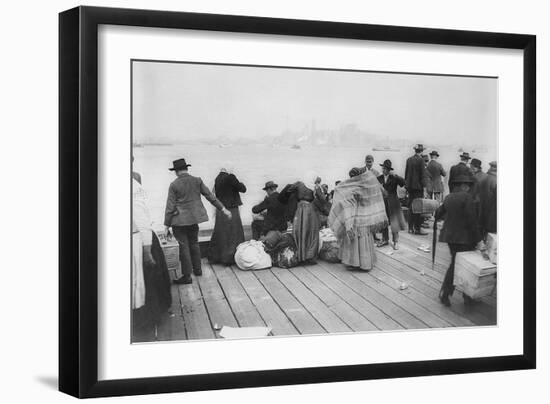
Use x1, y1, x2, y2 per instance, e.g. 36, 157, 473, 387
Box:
252, 181, 288, 235
164, 158, 232, 285
434, 174, 481, 306
404, 144, 429, 235
448, 152, 474, 192
426, 150, 446, 202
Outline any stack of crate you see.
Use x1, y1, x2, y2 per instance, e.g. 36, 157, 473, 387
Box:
454, 250, 497, 299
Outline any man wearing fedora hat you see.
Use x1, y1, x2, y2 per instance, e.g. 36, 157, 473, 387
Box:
448, 152, 474, 192
426, 150, 446, 202
434, 174, 481, 306
377, 159, 407, 249
164, 158, 232, 285
252, 181, 288, 236
405, 144, 430, 235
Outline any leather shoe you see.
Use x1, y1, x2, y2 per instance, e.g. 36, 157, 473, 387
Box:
193, 269, 203, 276
439, 295, 451, 307
174, 276, 192, 285
414, 230, 428, 236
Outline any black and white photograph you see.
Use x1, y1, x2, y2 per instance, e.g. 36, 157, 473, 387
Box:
131, 60, 498, 343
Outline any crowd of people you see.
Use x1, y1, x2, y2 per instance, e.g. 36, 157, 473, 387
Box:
131, 144, 498, 336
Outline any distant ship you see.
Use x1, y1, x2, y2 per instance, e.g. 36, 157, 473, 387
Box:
132, 143, 144, 148
372, 145, 400, 152
291, 144, 301, 150
218, 143, 231, 148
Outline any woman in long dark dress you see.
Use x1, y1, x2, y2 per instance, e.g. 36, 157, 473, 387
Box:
376, 159, 407, 250
279, 181, 320, 263
207, 169, 247, 265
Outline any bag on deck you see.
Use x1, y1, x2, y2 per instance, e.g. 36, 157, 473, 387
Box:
318, 228, 340, 263
411, 198, 440, 215
234, 240, 272, 271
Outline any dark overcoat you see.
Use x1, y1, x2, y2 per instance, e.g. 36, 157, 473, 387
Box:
252, 192, 288, 233
213, 172, 247, 208
404, 154, 429, 191
426, 160, 446, 193
435, 191, 481, 245
479, 170, 497, 233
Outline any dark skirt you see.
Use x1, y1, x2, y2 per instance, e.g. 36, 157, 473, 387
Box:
293, 201, 320, 262
208, 207, 245, 265
132, 232, 172, 341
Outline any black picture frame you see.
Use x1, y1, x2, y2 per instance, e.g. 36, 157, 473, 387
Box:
59, 5, 536, 398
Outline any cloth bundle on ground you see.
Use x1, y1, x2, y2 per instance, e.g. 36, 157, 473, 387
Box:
318, 228, 340, 263
234, 240, 272, 271
411, 198, 440, 215
328, 172, 389, 239
262, 230, 299, 268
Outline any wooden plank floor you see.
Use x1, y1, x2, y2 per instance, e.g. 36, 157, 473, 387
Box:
149, 227, 497, 342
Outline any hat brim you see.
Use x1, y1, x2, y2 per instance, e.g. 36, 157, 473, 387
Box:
262, 184, 278, 190
169, 164, 191, 171
379, 164, 393, 170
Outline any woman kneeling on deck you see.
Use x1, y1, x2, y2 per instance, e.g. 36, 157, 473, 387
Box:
329, 169, 388, 271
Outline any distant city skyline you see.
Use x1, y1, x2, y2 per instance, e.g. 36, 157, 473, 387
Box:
132, 61, 497, 149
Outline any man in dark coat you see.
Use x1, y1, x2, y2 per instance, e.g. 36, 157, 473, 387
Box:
164, 158, 232, 285
479, 161, 497, 236
448, 152, 474, 192
377, 159, 406, 249
434, 175, 481, 306
252, 181, 288, 235
404, 144, 429, 235
426, 151, 446, 202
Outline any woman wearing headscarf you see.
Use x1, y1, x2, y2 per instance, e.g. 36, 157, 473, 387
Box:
329, 169, 388, 271
207, 168, 247, 265
278, 180, 320, 263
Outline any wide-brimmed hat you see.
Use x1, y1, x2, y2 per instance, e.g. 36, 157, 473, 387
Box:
414, 144, 424, 152
453, 174, 475, 184
169, 158, 192, 171
459, 152, 471, 160
262, 180, 278, 190
429, 150, 439, 157
379, 159, 394, 170
470, 158, 482, 169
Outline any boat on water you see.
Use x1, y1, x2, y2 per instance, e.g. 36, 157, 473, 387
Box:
218, 143, 231, 148
372, 146, 400, 152
291, 144, 301, 150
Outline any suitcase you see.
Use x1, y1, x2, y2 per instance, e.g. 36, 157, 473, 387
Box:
454, 250, 497, 299
156, 231, 181, 281
411, 198, 440, 215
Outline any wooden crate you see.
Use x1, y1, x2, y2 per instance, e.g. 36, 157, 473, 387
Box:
454, 251, 497, 299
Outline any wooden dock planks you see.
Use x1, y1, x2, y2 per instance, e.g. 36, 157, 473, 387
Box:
231, 266, 299, 336
254, 269, 326, 335
148, 226, 496, 341
210, 264, 267, 329
291, 266, 379, 332
270, 267, 352, 333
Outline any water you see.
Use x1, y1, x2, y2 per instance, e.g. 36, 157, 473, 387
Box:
133, 144, 496, 231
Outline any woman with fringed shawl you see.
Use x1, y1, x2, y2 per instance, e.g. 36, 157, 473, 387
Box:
329, 169, 389, 271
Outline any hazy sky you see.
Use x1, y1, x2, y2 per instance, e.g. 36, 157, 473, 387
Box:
132, 61, 497, 145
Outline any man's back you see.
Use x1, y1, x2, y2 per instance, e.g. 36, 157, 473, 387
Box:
427, 160, 446, 193
405, 154, 426, 191
448, 163, 473, 189
437, 191, 480, 245
164, 173, 218, 226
